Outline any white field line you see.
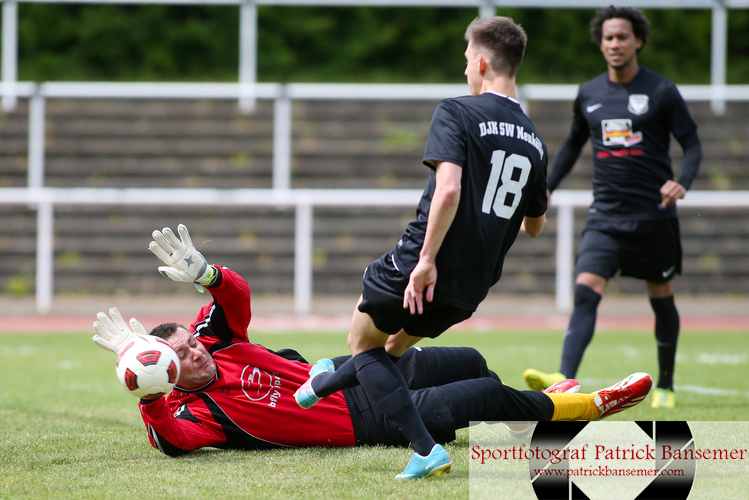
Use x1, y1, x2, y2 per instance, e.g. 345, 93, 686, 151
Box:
676, 385, 749, 398
579, 379, 749, 398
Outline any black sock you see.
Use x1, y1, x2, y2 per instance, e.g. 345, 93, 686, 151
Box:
311, 357, 359, 398
559, 284, 602, 378
650, 295, 680, 390
354, 347, 436, 456
312, 352, 402, 398
437, 379, 554, 428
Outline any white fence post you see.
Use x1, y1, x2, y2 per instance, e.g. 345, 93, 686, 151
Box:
35, 200, 54, 314
555, 202, 574, 313
1, 0, 17, 112
294, 201, 313, 314
273, 93, 292, 191
239, 0, 257, 113
479, 3, 495, 18
710, 2, 727, 116
27, 88, 45, 188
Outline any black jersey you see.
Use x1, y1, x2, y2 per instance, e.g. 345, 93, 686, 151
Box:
393, 92, 548, 311
548, 67, 698, 220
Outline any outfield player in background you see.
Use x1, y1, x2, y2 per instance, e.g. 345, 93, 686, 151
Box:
523, 6, 702, 410
92, 224, 652, 459
293, 16, 553, 479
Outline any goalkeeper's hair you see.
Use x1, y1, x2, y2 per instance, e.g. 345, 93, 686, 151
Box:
150, 322, 189, 340
464, 16, 527, 78
590, 5, 650, 54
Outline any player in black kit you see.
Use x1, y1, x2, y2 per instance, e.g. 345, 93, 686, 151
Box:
523, 6, 702, 411
294, 16, 553, 479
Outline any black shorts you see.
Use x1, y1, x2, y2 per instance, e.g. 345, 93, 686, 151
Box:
576, 217, 682, 284
346, 346, 498, 447
358, 251, 473, 338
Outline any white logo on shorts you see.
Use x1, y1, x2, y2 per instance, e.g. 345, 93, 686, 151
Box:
662, 266, 676, 278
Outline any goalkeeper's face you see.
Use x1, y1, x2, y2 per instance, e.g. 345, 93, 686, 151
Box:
168, 327, 217, 389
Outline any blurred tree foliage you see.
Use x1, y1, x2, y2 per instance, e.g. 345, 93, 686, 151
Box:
15, 4, 749, 84
18, 4, 239, 81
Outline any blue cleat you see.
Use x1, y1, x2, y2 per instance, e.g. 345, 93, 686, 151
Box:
309, 358, 335, 377
395, 444, 452, 480
294, 358, 335, 409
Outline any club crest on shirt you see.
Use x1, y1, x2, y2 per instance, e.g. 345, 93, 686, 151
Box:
601, 119, 643, 147
627, 94, 649, 115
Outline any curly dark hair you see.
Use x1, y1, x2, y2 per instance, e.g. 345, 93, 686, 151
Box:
149, 322, 188, 341
590, 5, 650, 54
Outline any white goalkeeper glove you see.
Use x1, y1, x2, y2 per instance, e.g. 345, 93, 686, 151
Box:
149, 224, 217, 293
92, 307, 147, 355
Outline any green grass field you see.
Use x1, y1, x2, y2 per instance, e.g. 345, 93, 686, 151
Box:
1, 327, 747, 499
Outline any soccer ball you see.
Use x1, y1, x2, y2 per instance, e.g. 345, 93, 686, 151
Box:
116, 336, 180, 399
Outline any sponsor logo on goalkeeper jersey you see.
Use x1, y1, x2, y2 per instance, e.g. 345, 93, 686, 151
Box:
241, 365, 283, 408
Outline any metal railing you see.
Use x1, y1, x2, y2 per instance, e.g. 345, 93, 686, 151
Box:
549, 190, 749, 312
3, 81, 749, 314
13, 81, 749, 193
3, 0, 748, 114
2, 187, 749, 315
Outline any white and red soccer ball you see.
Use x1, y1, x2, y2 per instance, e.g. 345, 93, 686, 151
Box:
116, 336, 180, 399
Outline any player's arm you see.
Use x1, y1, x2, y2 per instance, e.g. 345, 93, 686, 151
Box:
661, 130, 702, 207
520, 215, 545, 238
403, 161, 462, 315
139, 398, 226, 457
661, 83, 703, 207
520, 154, 549, 238
149, 224, 252, 343
546, 94, 589, 192
198, 266, 253, 343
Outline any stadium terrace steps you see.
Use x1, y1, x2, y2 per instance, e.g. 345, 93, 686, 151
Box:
0, 98, 748, 296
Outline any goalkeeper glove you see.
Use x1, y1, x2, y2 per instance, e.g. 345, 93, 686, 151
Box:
149, 224, 217, 293
92, 307, 147, 355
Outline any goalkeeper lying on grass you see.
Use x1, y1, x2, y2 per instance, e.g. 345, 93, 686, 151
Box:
92, 224, 652, 476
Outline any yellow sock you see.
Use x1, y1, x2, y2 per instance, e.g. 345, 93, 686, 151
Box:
546, 393, 600, 421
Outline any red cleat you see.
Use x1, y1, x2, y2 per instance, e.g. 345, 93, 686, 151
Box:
593, 372, 652, 419
543, 379, 581, 394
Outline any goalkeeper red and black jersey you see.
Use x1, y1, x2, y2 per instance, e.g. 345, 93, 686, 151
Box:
138, 266, 355, 456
